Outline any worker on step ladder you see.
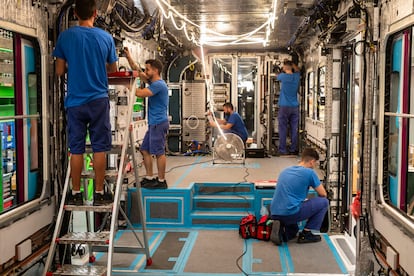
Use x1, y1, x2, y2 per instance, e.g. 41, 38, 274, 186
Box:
53, 0, 118, 205
45, 1, 152, 274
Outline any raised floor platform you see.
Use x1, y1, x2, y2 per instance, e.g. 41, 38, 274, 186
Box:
25, 155, 355, 275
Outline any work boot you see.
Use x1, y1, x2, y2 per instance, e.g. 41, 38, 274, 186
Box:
143, 178, 168, 189
67, 192, 83, 206
270, 220, 282, 245
297, 230, 322, 243
93, 192, 113, 206
140, 177, 156, 187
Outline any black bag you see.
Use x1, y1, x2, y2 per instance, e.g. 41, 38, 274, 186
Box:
239, 214, 257, 239
256, 215, 272, 241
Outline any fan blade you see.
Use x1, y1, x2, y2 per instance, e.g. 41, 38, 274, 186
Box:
214, 133, 245, 162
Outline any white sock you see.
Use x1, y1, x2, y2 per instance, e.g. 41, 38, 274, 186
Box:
145, 176, 154, 180
95, 190, 104, 195
158, 178, 165, 182
72, 190, 81, 195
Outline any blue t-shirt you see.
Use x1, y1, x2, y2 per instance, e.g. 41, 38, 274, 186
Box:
148, 80, 169, 125
270, 165, 320, 216
277, 72, 300, 107
225, 112, 248, 142
53, 26, 118, 108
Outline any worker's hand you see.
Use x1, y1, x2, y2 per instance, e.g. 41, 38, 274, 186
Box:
123, 47, 132, 58
138, 71, 149, 83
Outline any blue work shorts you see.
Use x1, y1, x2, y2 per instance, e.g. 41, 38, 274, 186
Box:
140, 120, 169, 156
66, 97, 111, 154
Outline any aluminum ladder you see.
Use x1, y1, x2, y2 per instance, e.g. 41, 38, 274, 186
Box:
44, 71, 152, 275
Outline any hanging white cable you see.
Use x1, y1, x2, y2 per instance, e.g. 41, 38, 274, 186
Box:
155, 0, 278, 46
198, 43, 226, 139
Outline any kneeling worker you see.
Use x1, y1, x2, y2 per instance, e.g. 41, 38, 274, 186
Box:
270, 148, 328, 244
209, 102, 248, 143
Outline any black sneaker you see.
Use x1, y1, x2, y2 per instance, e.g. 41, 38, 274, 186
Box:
140, 177, 156, 187
143, 178, 168, 189
93, 192, 113, 206
297, 230, 322, 243
67, 192, 83, 206
270, 220, 282, 245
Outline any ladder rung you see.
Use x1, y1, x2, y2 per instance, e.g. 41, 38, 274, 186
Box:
57, 232, 110, 245
85, 142, 124, 153
48, 264, 106, 276
64, 204, 113, 212
80, 170, 118, 179
80, 170, 135, 182
92, 245, 147, 254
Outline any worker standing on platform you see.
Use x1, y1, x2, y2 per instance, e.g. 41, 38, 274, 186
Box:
277, 59, 300, 156
124, 47, 169, 189
53, 0, 118, 205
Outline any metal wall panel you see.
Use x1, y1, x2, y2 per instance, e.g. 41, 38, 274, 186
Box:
182, 81, 206, 118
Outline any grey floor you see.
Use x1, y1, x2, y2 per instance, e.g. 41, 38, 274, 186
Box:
147, 154, 305, 188
27, 154, 354, 275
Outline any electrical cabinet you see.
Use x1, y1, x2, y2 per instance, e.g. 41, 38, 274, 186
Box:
0, 28, 15, 212
182, 81, 206, 143
211, 83, 230, 111
268, 77, 280, 155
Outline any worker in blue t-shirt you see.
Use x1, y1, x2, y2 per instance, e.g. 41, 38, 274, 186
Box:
277, 60, 301, 156
124, 48, 169, 189
209, 102, 249, 143
270, 148, 328, 245
53, 0, 118, 206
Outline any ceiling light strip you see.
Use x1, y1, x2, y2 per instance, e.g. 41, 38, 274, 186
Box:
155, 0, 278, 46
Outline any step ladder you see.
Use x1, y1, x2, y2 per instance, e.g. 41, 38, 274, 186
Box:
44, 71, 152, 275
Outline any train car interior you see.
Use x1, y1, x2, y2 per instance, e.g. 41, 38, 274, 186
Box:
0, 0, 414, 275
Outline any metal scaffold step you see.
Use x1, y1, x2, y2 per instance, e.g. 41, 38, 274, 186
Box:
80, 170, 135, 182
64, 204, 113, 212
47, 264, 106, 276
57, 232, 110, 245
85, 141, 124, 154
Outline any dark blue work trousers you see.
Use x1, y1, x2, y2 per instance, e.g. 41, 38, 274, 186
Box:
271, 197, 329, 239
278, 106, 299, 154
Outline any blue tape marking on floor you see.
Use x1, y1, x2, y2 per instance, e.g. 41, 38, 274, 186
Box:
130, 230, 165, 271
241, 239, 254, 274
277, 245, 288, 273
282, 242, 295, 272
173, 156, 203, 187
200, 162, 260, 169
323, 234, 348, 274
174, 231, 199, 274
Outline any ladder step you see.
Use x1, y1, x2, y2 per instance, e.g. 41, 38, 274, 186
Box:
57, 232, 110, 245
48, 264, 106, 276
85, 142, 124, 153
80, 170, 135, 182
92, 244, 148, 254
64, 204, 113, 212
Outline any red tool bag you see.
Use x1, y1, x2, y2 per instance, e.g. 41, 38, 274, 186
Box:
256, 215, 272, 241
239, 214, 257, 239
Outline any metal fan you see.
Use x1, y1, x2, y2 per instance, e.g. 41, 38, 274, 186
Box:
213, 133, 245, 163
